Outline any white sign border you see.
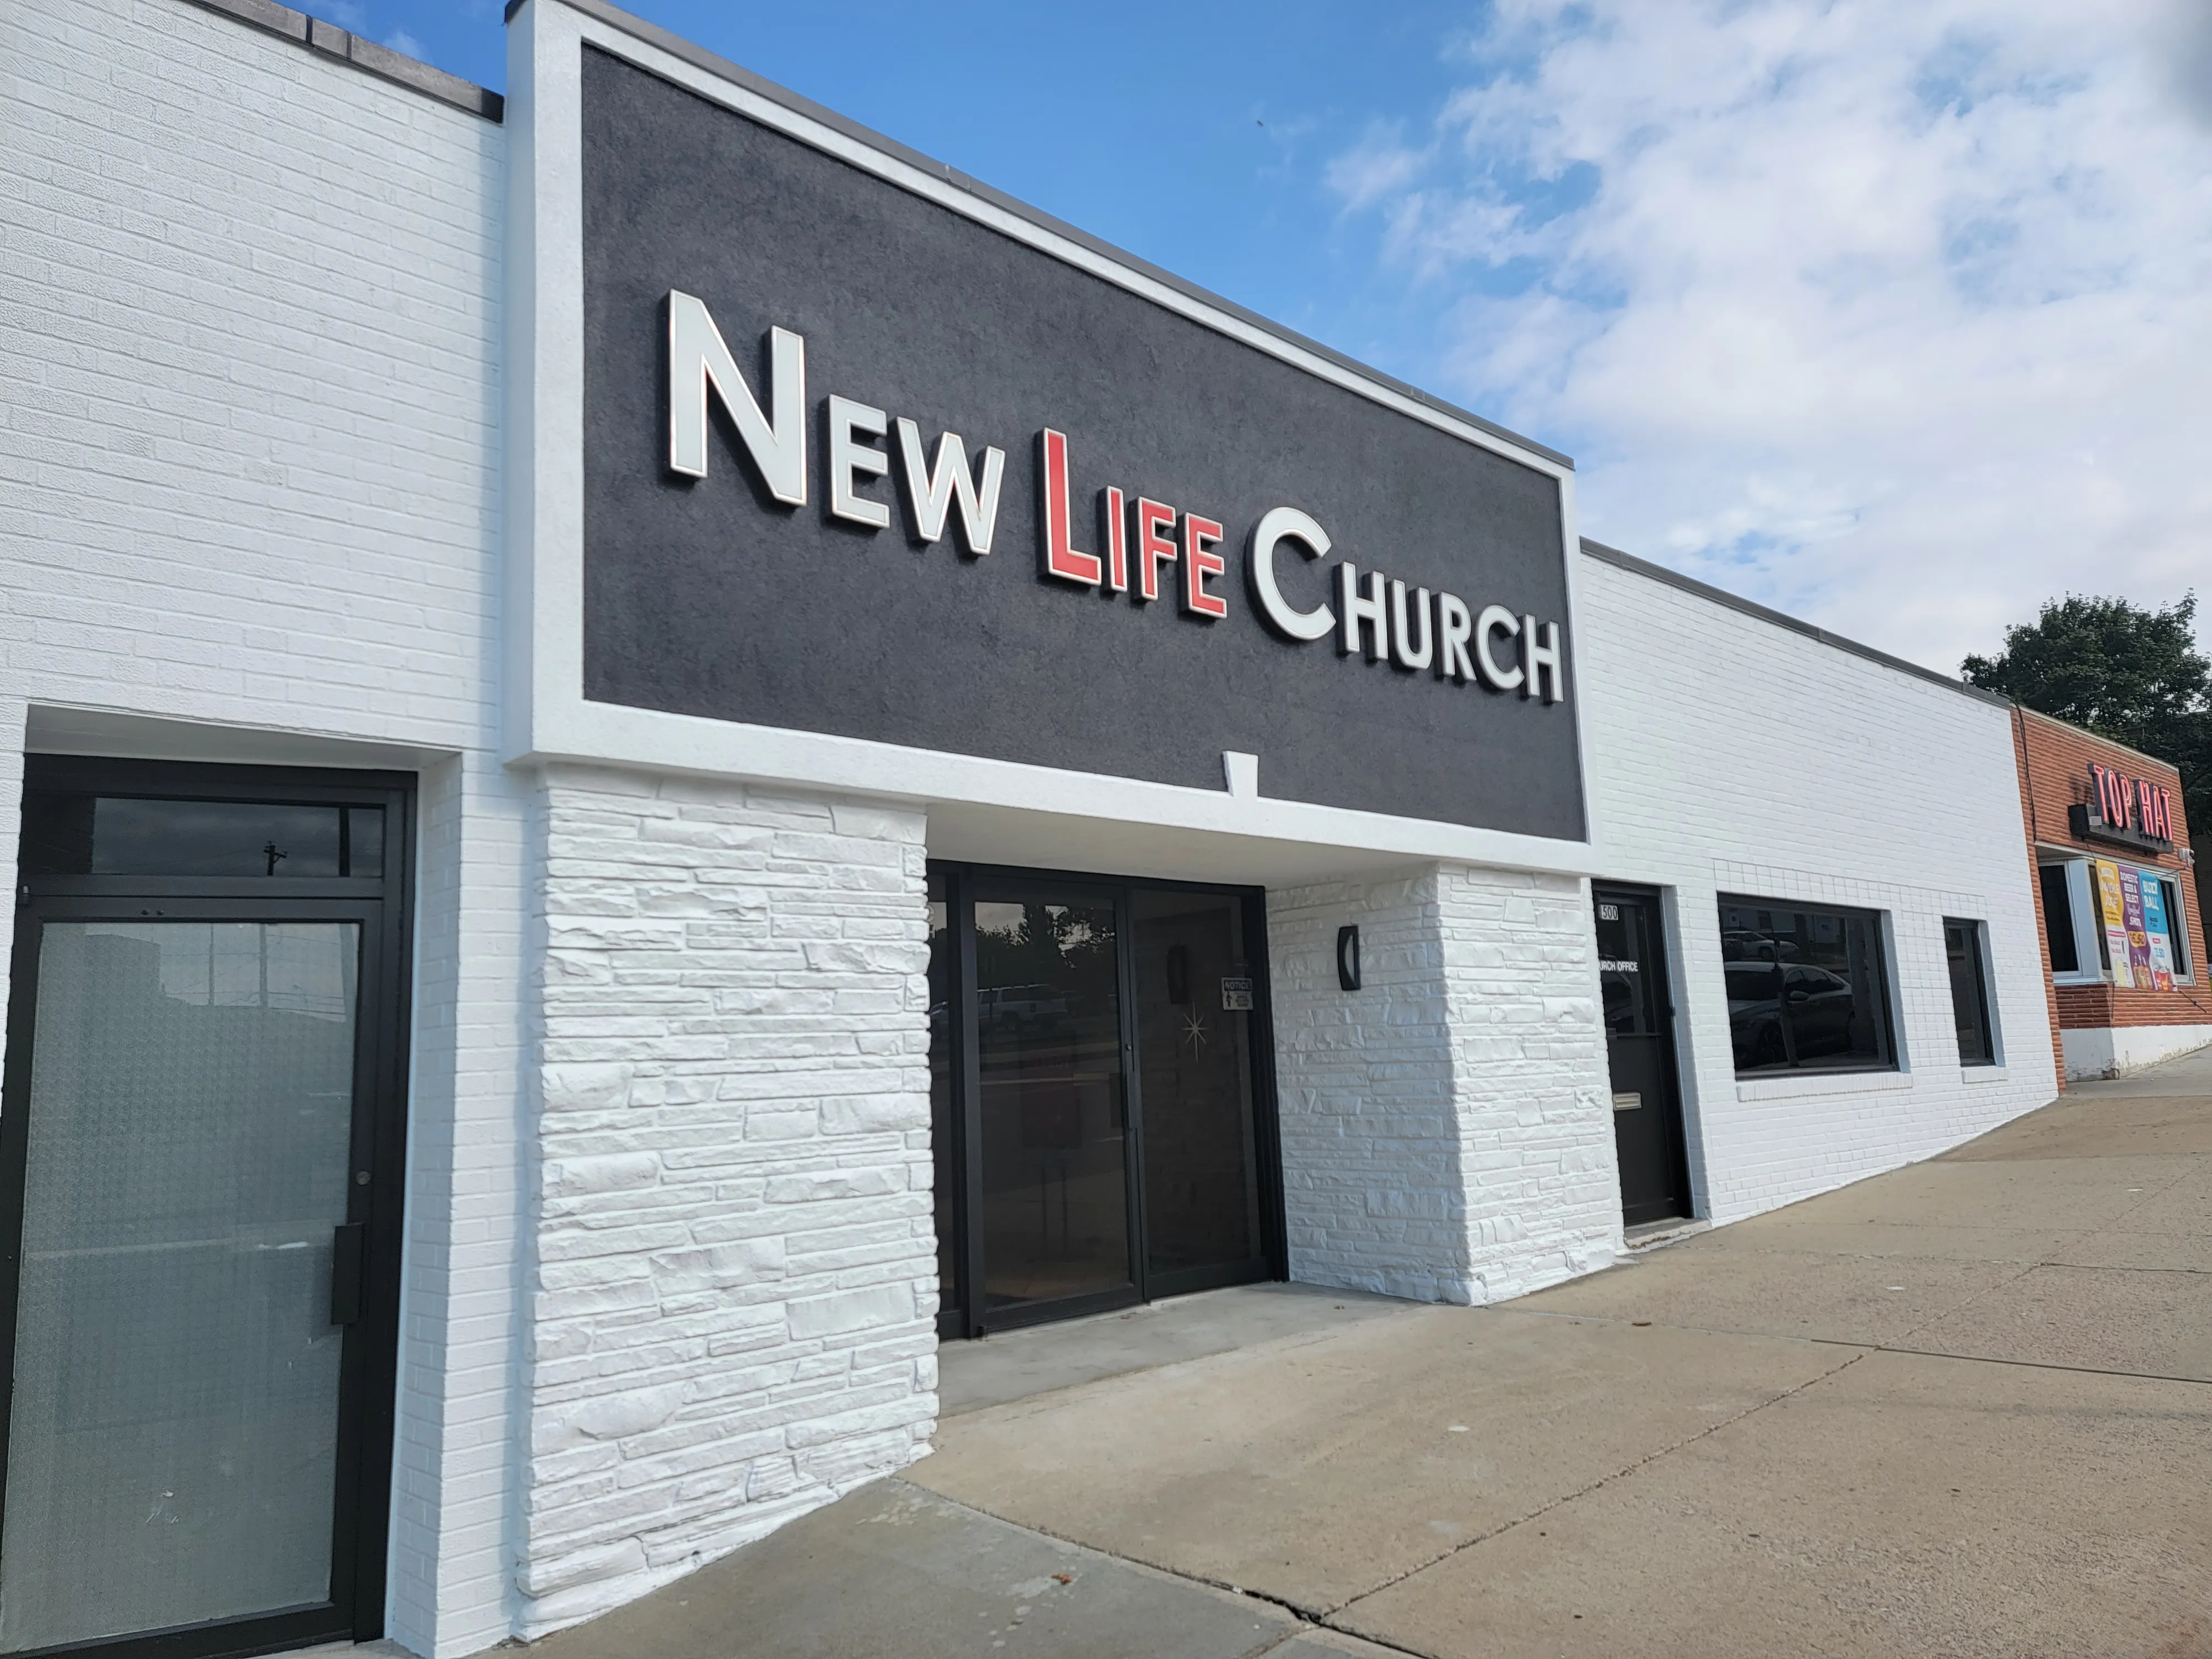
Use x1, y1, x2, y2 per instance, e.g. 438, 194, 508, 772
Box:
504, 0, 1606, 878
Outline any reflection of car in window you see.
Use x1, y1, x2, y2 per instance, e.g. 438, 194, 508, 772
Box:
1783, 965, 1855, 1057
978, 984, 1069, 1027
1726, 962, 1859, 1068
1720, 930, 1799, 963
1725, 962, 1786, 1067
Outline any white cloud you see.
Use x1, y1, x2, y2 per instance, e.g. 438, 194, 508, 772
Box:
1332, 0, 2212, 673
1323, 126, 1429, 212
385, 29, 425, 59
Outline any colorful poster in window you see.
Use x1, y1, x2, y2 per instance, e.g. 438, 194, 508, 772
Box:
2118, 867, 2156, 988
2140, 874, 2177, 990
2095, 859, 2133, 988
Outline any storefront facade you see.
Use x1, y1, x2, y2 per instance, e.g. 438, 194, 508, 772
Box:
1, 2, 2060, 1656
2013, 709, 2208, 1078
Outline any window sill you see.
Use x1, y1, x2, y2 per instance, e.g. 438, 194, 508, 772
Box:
1960, 1066, 2008, 1083
1736, 1070, 1911, 1103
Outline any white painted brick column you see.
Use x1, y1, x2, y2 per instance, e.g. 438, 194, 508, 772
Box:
1269, 863, 1619, 1305
516, 766, 936, 1636
1269, 871, 1469, 1301
1436, 865, 1619, 1301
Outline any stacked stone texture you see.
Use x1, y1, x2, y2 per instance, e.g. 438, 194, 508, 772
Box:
1268, 864, 1617, 1304
521, 767, 936, 1634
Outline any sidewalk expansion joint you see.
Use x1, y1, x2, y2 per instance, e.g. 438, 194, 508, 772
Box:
1315, 1346, 1870, 1626
1796, 1335, 2212, 1388
1516, 1307, 2211, 1389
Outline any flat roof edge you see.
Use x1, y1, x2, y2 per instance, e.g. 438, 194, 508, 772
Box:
512, 0, 1572, 472
182, 0, 505, 121
2016, 706, 2185, 779
1579, 538, 2015, 711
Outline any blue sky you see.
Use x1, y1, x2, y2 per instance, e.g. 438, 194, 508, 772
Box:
309, 0, 1495, 390
310, 0, 2212, 674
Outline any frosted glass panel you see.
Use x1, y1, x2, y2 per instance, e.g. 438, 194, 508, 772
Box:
0, 922, 360, 1651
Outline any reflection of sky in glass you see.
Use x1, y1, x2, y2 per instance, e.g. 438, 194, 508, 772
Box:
973, 902, 1098, 950
974, 902, 1025, 940
80, 800, 383, 878
83, 922, 357, 1021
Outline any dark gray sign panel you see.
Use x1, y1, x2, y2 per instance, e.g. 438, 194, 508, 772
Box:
581, 47, 1585, 839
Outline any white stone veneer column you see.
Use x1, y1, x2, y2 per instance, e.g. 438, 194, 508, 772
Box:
1269, 863, 1618, 1305
516, 766, 936, 1635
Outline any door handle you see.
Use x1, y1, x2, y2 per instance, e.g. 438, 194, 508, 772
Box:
330, 1222, 366, 1326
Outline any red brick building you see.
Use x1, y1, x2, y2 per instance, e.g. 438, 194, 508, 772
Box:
2013, 708, 2209, 1079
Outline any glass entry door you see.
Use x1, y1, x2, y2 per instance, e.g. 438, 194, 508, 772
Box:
972, 893, 1133, 1316
931, 866, 1281, 1336
0, 760, 412, 1659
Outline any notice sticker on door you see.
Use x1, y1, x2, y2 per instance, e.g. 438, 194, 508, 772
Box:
1612, 1092, 1642, 1112
1598, 903, 1620, 921
1220, 976, 1254, 1011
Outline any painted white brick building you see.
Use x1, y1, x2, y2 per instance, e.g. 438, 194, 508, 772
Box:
0, 2, 2063, 1657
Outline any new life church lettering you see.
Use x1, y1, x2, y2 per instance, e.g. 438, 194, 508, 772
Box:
665, 290, 1570, 705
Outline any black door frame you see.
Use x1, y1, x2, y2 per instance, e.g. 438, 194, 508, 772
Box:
0, 757, 415, 1659
1594, 880, 1696, 1225
932, 860, 1286, 1339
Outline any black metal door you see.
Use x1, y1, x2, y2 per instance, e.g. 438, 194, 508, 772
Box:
0, 760, 413, 1659
928, 864, 1283, 1337
1595, 885, 1692, 1225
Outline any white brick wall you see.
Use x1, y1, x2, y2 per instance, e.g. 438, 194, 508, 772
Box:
518, 766, 936, 1637
2, 4, 519, 1651
0, 6, 2075, 1653
1580, 553, 2058, 1223
1269, 863, 1618, 1305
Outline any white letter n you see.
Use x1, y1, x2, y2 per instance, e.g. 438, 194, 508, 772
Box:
666, 289, 807, 505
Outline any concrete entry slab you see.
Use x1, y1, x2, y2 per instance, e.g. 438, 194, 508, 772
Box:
2106, 1160, 2212, 1234
1749, 1153, 2185, 1230
1331, 1349, 2212, 1659
2054, 1041, 2212, 1100
1900, 1261, 2212, 1380
2049, 1226, 2212, 1272
915, 1306, 1858, 1615
520, 1479, 1303, 1659
1692, 1217, 2093, 1261
1940, 1089, 2212, 1160
514, 1051, 2209, 1659
1511, 1242, 2026, 1346
939, 1282, 1411, 1417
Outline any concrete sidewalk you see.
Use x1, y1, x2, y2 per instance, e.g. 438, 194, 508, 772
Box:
530, 1051, 2212, 1658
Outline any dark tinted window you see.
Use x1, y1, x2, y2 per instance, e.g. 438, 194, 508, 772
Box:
20, 794, 384, 878
2037, 864, 2079, 974
2159, 878, 2193, 978
1717, 898, 1896, 1074
1944, 918, 1996, 1066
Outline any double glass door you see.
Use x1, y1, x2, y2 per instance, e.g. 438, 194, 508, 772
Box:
929, 867, 1281, 1335
0, 760, 411, 1659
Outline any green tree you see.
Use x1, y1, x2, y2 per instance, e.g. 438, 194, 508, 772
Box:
1961, 593, 2212, 833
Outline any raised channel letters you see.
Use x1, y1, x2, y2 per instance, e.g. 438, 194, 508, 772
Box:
667, 293, 1570, 706
2072, 763, 2176, 854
